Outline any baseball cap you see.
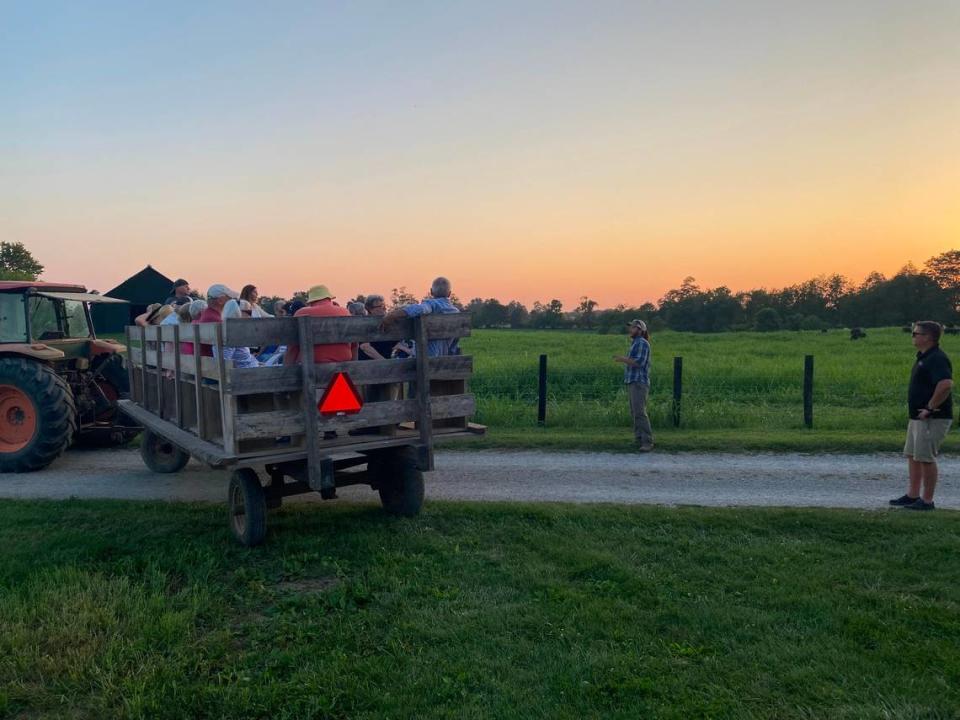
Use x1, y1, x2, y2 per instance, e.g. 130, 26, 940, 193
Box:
207, 283, 239, 300
628, 319, 647, 331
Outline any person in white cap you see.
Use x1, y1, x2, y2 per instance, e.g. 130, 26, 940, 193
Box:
199, 284, 239, 323
194, 284, 239, 357
614, 319, 654, 451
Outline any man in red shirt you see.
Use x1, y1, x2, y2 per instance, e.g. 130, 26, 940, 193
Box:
195, 284, 239, 356
284, 285, 357, 364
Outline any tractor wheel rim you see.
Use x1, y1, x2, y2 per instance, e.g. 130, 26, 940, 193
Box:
0, 385, 37, 453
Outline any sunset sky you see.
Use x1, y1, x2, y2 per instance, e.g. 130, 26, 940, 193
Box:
2, 1, 958, 308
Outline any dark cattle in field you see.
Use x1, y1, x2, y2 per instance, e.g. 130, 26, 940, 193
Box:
850, 328, 867, 340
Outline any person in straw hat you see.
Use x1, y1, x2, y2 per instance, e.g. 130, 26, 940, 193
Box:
134, 303, 175, 327
283, 285, 357, 365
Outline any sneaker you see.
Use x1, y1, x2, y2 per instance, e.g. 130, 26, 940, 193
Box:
889, 494, 919, 506
903, 498, 936, 511
638, 443, 654, 453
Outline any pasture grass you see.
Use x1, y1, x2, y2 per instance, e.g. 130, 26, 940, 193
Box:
460, 327, 949, 450
1, 499, 958, 719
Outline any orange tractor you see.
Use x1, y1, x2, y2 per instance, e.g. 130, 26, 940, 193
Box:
0, 281, 139, 472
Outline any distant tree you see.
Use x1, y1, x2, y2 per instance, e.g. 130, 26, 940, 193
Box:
478, 298, 509, 328
466, 297, 485, 315
291, 289, 309, 302
838, 272, 953, 327
800, 314, 826, 331
754, 307, 783, 332
530, 299, 565, 329
0, 241, 43, 280
260, 295, 285, 312
860, 271, 886, 290
925, 249, 960, 310
506, 301, 529, 328
575, 296, 598, 329
390, 286, 417, 309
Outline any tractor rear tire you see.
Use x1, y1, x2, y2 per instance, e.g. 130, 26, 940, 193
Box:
139, 429, 190, 474
0, 357, 77, 473
370, 447, 424, 517
228, 468, 267, 547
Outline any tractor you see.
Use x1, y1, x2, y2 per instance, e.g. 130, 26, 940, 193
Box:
0, 281, 139, 472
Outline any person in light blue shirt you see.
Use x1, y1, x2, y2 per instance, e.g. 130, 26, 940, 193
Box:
218, 300, 261, 368
614, 319, 653, 451
380, 277, 460, 357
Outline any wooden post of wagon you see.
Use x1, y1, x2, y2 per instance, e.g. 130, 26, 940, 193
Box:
537, 354, 547, 426
299, 317, 324, 491
803, 355, 814, 429
414, 317, 435, 470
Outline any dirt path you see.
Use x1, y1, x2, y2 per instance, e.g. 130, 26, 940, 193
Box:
1, 448, 955, 510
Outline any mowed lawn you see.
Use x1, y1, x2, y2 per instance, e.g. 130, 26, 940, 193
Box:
2, 500, 958, 719
460, 327, 960, 453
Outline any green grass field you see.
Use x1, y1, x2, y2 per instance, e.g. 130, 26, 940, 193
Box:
2, 500, 958, 719
457, 327, 958, 453
463, 327, 932, 430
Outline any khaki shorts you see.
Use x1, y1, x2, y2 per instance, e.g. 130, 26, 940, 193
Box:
903, 419, 952, 462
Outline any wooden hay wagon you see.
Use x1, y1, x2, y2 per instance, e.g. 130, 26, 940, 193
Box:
118, 313, 483, 545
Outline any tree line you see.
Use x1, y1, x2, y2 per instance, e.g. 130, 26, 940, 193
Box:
464, 250, 960, 333
4, 241, 958, 332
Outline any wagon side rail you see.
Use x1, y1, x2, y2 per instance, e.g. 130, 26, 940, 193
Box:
122, 313, 480, 469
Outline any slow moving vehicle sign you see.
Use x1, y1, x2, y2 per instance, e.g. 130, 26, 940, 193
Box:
317, 372, 363, 416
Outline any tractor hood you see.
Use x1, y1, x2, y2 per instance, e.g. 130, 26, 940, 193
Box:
32, 290, 128, 304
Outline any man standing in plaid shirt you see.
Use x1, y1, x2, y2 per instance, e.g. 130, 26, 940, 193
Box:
614, 319, 654, 452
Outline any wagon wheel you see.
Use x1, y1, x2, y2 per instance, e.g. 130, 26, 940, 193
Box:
139, 429, 190, 473
228, 467, 267, 547
369, 447, 424, 517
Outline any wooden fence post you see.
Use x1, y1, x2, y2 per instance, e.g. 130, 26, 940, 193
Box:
672, 356, 683, 428
803, 355, 814, 429
537, 354, 547, 426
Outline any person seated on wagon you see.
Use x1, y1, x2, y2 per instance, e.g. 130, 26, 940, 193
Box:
285, 299, 305, 316
379, 276, 460, 356
194, 284, 239, 356
283, 285, 357, 365
164, 278, 192, 307
358, 294, 399, 361
135, 303, 175, 327
219, 299, 260, 368
178, 300, 208, 356
240, 284, 273, 318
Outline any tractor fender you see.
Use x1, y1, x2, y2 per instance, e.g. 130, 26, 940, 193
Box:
0, 344, 66, 362
89, 339, 126, 356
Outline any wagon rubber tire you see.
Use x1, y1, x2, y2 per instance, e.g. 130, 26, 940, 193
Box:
371, 447, 425, 517
0, 357, 77, 473
139, 429, 190, 474
228, 468, 267, 547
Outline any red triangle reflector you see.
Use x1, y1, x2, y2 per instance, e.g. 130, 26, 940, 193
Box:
318, 372, 363, 416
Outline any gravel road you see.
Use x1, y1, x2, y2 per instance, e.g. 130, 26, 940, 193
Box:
1, 448, 955, 510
